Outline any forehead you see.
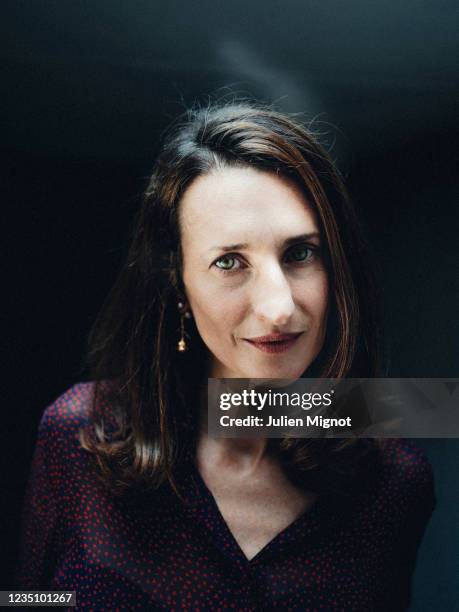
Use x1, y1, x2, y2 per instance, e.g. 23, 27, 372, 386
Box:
179, 166, 319, 248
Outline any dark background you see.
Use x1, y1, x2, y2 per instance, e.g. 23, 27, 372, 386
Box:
2, 1, 458, 608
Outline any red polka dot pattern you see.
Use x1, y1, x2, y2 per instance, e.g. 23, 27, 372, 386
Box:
15, 382, 435, 611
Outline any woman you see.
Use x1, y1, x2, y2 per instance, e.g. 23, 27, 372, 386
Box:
16, 101, 435, 610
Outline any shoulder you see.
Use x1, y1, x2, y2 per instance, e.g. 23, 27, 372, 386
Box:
33, 381, 119, 488
378, 438, 433, 482
376, 439, 435, 513
37, 380, 115, 450
39, 382, 96, 436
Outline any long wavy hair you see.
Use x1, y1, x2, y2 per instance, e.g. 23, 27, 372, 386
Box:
79, 100, 383, 501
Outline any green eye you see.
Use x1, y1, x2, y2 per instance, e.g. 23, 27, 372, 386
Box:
287, 245, 313, 262
215, 255, 240, 271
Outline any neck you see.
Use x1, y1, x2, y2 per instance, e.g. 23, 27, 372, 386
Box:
196, 384, 269, 474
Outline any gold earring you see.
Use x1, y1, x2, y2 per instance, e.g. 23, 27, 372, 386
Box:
177, 302, 190, 352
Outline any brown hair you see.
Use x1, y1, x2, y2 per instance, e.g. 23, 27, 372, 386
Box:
80, 100, 383, 500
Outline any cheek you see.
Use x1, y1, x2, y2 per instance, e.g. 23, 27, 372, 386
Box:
317, 280, 329, 323
298, 273, 329, 323
189, 288, 244, 346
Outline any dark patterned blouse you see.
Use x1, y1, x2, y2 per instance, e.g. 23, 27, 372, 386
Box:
15, 382, 435, 611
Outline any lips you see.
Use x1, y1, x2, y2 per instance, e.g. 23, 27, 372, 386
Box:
244, 332, 303, 354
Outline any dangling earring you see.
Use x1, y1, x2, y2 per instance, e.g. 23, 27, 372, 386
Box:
177, 302, 191, 352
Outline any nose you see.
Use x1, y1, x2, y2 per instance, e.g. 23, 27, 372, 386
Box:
251, 262, 295, 327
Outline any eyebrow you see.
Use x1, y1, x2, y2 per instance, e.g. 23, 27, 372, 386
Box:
208, 232, 321, 253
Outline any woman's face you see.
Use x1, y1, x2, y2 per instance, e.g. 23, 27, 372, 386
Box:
179, 165, 329, 379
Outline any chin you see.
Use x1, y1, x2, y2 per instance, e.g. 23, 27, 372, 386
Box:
244, 364, 308, 381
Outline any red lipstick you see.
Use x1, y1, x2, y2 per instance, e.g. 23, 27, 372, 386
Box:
244, 332, 303, 354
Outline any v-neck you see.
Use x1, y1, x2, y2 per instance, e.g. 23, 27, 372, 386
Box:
180, 452, 335, 568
